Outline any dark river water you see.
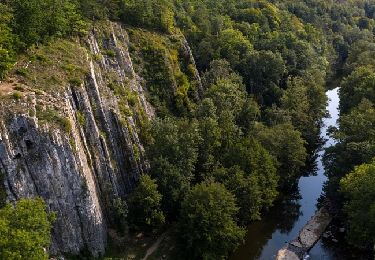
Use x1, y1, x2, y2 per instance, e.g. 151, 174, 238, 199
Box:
231, 88, 340, 260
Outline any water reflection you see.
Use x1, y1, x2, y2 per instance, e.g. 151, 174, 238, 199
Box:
231, 89, 340, 260
231, 191, 302, 260
231, 189, 302, 259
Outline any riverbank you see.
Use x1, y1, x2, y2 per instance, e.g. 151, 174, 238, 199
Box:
231, 88, 340, 260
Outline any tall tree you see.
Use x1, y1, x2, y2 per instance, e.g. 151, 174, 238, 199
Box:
178, 182, 245, 259
128, 175, 165, 229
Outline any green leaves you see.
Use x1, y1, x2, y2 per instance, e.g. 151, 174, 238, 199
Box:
0, 198, 55, 260
0, 47, 15, 79
148, 117, 200, 177
0, 3, 16, 79
178, 182, 245, 260
217, 29, 253, 67
340, 66, 375, 114
0, 0, 88, 77
128, 175, 165, 229
340, 161, 375, 248
254, 123, 307, 189
10, 0, 85, 47
121, 0, 175, 33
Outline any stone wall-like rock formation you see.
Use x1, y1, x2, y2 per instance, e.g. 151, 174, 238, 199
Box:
0, 22, 197, 257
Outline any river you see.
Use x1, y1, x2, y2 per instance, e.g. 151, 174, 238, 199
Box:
231, 88, 340, 260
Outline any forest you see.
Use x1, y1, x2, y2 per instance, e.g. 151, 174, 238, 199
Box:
0, 0, 374, 259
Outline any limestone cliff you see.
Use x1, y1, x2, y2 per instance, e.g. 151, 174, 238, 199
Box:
0, 22, 201, 257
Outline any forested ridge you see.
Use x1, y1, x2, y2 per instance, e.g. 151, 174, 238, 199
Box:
0, 0, 374, 259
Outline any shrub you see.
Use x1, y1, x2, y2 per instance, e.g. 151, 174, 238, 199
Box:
69, 77, 82, 86
13, 85, 24, 91
104, 49, 116, 58
76, 111, 85, 127
37, 108, 72, 132
12, 91, 22, 100
15, 68, 28, 77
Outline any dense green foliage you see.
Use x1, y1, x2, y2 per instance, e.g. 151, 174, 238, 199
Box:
145, 62, 282, 229
2, 0, 375, 258
178, 182, 245, 260
127, 175, 165, 229
253, 123, 307, 189
325, 68, 375, 252
340, 161, 375, 249
301, 1, 375, 253
0, 0, 87, 78
0, 198, 55, 260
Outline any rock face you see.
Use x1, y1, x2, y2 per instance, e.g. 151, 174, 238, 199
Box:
0, 22, 198, 257
0, 116, 106, 255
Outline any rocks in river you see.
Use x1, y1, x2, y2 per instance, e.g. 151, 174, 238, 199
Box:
298, 207, 332, 249
275, 204, 332, 260
276, 249, 300, 260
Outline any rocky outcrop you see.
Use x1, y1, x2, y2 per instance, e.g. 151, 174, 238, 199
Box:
0, 22, 165, 257
180, 38, 204, 98
276, 204, 332, 260
0, 115, 106, 256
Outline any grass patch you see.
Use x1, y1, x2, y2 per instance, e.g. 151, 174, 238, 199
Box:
76, 111, 86, 126
127, 28, 196, 116
62, 63, 79, 72
119, 101, 133, 117
14, 39, 89, 93
69, 77, 83, 86
28, 109, 35, 117
37, 108, 72, 132
93, 53, 103, 61
30, 53, 49, 62
34, 89, 44, 95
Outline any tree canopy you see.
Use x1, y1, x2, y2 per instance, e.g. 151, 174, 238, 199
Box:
341, 161, 375, 249
3, 0, 375, 257
178, 182, 245, 260
0, 198, 55, 260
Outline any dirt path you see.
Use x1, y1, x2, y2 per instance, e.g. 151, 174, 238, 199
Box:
142, 232, 167, 260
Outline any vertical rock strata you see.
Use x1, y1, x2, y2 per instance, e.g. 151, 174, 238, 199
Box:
0, 22, 181, 256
